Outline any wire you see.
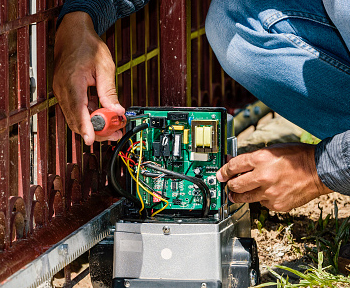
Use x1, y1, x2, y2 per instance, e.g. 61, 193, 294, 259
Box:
119, 155, 169, 215
109, 123, 149, 208
135, 131, 145, 214
143, 163, 211, 217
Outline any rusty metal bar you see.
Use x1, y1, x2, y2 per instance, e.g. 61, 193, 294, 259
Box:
55, 105, 66, 215
0, 33, 9, 250
159, 0, 188, 106
0, 7, 60, 35
17, 0, 31, 238
36, 0, 49, 223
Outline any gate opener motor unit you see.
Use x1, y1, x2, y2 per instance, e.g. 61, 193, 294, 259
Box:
101, 107, 259, 287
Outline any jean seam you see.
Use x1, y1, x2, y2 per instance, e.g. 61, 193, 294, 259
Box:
283, 34, 350, 75
343, 134, 350, 171
263, 10, 336, 32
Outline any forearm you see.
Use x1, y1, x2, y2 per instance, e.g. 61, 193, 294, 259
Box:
57, 0, 150, 35
315, 130, 350, 195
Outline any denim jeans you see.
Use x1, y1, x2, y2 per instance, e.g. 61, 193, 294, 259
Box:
205, 0, 350, 140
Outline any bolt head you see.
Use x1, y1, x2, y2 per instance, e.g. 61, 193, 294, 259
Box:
163, 226, 170, 235
124, 280, 131, 287
201, 283, 207, 288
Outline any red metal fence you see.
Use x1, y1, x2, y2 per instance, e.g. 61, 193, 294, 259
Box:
0, 0, 254, 282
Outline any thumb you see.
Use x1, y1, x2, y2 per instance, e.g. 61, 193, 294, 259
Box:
95, 59, 125, 116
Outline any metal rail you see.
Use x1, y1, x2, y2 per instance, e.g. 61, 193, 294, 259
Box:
0, 199, 124, 288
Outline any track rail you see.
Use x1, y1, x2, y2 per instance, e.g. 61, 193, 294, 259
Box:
0, 199, 124, 288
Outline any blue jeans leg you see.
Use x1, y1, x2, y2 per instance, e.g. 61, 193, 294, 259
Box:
205, 0, 350, 140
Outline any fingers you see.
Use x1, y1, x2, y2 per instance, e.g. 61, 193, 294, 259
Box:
95, 130, 123, 142
216, 153, 254, 182
80, 107, 96, 146
226, 171, 260, 193
228, 188, 265, 204
95, 52, 125, 116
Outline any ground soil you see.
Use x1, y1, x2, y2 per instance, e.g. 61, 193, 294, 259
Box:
252, 193, 350, 284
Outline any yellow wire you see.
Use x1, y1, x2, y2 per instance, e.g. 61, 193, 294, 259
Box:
119, 154, 169, 216
136, 131, 145, 214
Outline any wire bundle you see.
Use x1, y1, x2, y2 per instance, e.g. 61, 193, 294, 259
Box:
109, 123, 210, 218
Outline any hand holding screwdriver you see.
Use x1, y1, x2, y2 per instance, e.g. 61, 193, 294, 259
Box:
90, 108, 148, 137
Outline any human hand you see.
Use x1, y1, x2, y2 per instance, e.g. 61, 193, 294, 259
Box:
216, 143, 333, 212
53, 12, 125, 145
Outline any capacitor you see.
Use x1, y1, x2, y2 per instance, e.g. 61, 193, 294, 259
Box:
193, 166, 202, 176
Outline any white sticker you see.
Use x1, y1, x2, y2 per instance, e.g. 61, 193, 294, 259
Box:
119, 240, 142, 253
161, 248, 172, 260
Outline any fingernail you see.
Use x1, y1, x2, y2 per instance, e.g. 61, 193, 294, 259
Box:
228, 191, 235, 203
113, 104, 125, 114
83, 134, 90, 145
216, 171, 224, 182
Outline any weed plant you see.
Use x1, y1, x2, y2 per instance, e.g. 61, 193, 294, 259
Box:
255, 202, 350, 287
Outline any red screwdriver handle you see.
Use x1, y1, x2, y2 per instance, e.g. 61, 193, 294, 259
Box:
90, 108, 127, 137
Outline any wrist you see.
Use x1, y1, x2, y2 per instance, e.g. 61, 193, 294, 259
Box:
56, 11, 94, 36
308, 144, 333, 196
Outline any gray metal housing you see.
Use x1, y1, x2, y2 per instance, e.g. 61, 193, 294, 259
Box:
113, 203, 258, 288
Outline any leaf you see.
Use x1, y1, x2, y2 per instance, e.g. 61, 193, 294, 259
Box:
318, 252, 324, 270
334, 201, 339, 233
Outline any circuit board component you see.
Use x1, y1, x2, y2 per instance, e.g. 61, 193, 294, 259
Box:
125, 107, 227, 216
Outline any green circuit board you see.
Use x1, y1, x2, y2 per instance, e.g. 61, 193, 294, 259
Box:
130, 108, 226, 214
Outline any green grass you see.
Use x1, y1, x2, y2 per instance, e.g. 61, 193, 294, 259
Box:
255, 252, 350, 288
255, 202, 350, 287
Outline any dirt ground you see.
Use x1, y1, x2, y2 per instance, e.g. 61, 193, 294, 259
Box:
51, 114, 350, 287
252, 193, 350, 284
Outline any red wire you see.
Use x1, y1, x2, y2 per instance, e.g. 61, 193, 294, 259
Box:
119, 152, 137, 166
127, 140, 146, 152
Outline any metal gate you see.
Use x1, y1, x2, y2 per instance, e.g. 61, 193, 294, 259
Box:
0, 0, 255, 284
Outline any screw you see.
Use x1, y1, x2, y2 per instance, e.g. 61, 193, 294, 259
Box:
201, 283, 207, 288
124, 280, 131, 287
211, 203, 217, 209
58, 244, 68, 256
250, 269, 258, 286
243, 108, 251, 118
211, 114, 216, 119
253, 106, 261, 115
163, 226, 170, 235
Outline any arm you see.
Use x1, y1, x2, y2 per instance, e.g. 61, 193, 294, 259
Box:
57, 0, 150, 36
53, 1, 149, 145
216, 142, 334, 212
315, 131, 350, 195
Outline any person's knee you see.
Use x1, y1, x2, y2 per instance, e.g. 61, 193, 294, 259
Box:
205, 0, 234, 68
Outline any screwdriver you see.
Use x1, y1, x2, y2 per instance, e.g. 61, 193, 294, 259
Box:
90, 108, 148, 137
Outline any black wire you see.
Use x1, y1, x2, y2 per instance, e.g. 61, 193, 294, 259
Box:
109, 123, 149, 208
143, 163, 211, 217
184, 162, 193, 176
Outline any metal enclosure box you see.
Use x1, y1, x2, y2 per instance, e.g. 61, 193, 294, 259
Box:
112, 203, 259, 288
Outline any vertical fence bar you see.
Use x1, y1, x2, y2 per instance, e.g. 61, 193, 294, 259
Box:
0, 32, 10, 249
17, 0, 31, 236
160, 0, 187, 106
55, 105, 66, 214
36, 0, 49, 223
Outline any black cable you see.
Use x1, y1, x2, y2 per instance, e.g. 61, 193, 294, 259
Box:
109, 123, 149, 208
143, 163, 211, 217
